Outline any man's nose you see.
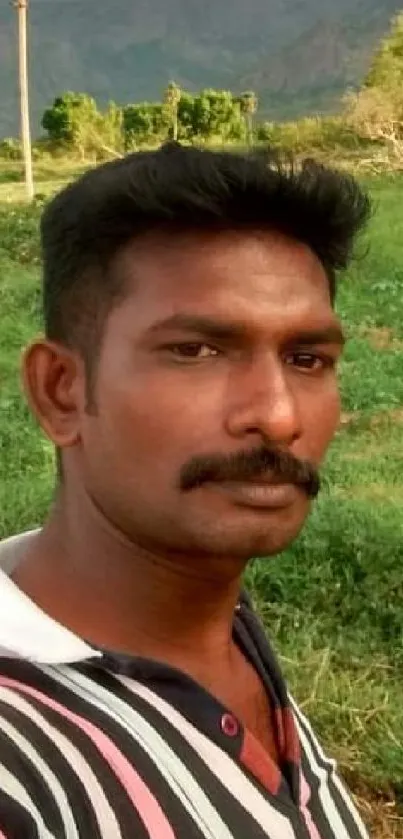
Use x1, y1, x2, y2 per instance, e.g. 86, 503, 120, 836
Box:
225, 355, 302, 447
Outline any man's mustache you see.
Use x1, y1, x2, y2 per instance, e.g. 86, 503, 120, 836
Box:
180, 446, 320, 499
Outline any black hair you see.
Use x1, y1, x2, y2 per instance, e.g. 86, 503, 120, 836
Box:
41, 142, 371, 375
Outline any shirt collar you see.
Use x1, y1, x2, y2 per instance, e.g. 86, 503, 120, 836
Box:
0, 529, 101, 666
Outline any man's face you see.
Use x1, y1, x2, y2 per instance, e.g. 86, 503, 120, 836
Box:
64, 230, 344, 559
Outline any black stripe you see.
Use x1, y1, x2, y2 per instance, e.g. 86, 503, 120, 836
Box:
324, 763, 367, 838
45, 665, 213, 839
0, 789, 40, 839
99, 650, 245, 758
299, 745, 338, 839
88, 664, 308, 839
0, 656, 366, 839
0, 681, 149, 839
0, 692, 108, 839
16, 661, 205, 839
0, 661, 131, 839
0, 706, 65, 838
55, 662, 331, 839
296, 707, 368, 839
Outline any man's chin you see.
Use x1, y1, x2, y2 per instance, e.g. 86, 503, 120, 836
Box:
233, 526, 306, 560
189, 502, 311, 560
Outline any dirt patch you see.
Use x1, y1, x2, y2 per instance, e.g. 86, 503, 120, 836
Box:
334, 482, 403, 502
356, 795, 402, 839
339, 411, 361, 427
360, 326, 403, 351
349, 779, 402, 839
370, 408, 403, 428
338, 407, 403, 432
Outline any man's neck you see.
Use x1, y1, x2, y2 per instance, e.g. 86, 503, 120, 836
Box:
11, 500, 246, 681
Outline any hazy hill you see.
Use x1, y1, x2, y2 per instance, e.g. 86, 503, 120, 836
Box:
0, 0, 401, 137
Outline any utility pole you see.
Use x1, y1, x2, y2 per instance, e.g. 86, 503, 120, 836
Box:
16, 0, 34, 200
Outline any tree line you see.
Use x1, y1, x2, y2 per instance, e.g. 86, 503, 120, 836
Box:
35, 84, 259, 160
4, 11, 403, 170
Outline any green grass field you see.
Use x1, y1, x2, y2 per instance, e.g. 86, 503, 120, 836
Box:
0, 166, 402, 837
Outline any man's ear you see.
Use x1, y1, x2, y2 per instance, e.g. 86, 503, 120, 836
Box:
22, 339, 85, 449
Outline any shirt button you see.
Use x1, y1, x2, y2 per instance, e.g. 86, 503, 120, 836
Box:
221, 713, 239, 737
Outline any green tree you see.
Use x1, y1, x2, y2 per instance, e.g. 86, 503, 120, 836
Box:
42, 92, 100, 157
239, 91, 258, 145
191, 89, 245, 142
42, 93, 124, 159
345, 13, 403, 162
346, 86, 403, 161
163, 81, 182, 141
365, 12, 403, 91
123, 102, 168, 148
100, 101, 124, 158
177, 92, 197, 140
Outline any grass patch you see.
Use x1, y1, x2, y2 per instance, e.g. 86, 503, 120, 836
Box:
0, 160, 89, 203
1, 165, 402, 836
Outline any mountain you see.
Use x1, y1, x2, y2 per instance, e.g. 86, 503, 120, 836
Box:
0, 0, 401, 138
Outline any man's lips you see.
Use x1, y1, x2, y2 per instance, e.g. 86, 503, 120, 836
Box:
204, 478, 300, 509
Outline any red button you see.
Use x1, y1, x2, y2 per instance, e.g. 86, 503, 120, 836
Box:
221, 713, 239, 737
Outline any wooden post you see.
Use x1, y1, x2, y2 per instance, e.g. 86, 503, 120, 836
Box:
16, 0, 34, 200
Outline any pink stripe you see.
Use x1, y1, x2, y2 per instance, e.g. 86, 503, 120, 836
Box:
0, 677, 175, 839
300, 771, 322, 839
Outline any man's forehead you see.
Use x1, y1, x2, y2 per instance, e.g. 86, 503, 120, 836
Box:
117, 227, 332, 307
113, 285, 342, 350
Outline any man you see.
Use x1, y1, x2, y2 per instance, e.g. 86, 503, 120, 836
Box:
0, 144, 371, 838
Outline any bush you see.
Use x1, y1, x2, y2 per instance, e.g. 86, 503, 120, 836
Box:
0, 138, 22, 161
0, 202, 43, 266
257, 116, 363, 154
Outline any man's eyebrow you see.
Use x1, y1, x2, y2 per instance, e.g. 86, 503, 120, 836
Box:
146, 315, 346, 346
145, 314, 246, 341
289, 327, 346, 346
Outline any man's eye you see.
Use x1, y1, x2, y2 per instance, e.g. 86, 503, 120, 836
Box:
285, 352, 333, 371
165, 343, 220, 359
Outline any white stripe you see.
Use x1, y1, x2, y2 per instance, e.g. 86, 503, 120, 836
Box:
0, 693, 79, 839
289, 697, 369, 839
0, 763, 55, 839
290, 699, 368, 839
44, 665, 234, 839
0, 687, 123, 839
119, 675, 298, 839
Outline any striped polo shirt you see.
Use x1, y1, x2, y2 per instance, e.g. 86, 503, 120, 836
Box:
0, 534, 369, 839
